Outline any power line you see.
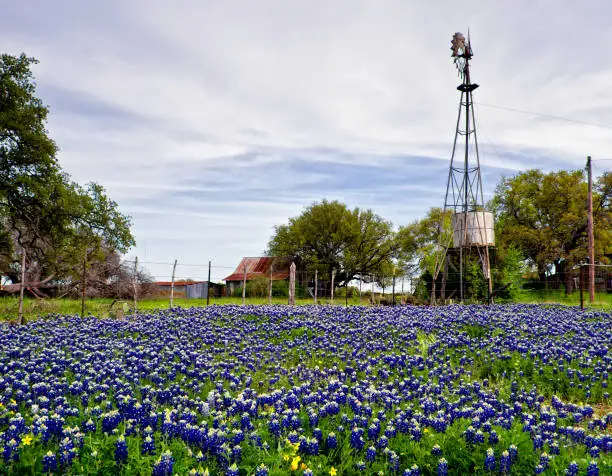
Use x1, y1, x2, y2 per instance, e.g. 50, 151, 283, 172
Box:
476, 102, 612, 130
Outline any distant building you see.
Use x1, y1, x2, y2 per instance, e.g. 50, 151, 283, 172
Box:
224, 257, 295, 295
154, 281, 225, 299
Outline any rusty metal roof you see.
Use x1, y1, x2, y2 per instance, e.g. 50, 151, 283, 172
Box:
224, 257, 290, 282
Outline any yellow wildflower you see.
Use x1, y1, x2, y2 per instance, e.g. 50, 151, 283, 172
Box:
300, 462, 308, 470
423, 428, 429, 433
330, 467, 338, 476
291, 456, 301, 471
21, 435, 33, 446
283, 454, 290, 461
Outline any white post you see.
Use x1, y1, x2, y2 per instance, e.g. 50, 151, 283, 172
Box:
170, 259, 178, 308
314, 269, 318, 304
358, 275, 362, 304
288, 262, 296, 305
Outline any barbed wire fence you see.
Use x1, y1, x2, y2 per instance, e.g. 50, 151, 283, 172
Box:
109, 257, 423, 311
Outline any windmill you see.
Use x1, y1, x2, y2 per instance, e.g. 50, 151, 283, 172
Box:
431, 32, 494, 304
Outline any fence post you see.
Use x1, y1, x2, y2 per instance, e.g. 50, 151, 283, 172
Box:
314, 269, 318, 304
288, 262, 296, 305
17, 248, 26, 325
358, 274, 362, 304
170, 259, 178, 308
580, 264, 585, 310
132, 257, 138, 313
331, 269, 335, 304
392, 273, 396, 306
207, 260, 211, 306
242, 262, 247, 305
81, 251, 87, 317
268, 263, 273, 305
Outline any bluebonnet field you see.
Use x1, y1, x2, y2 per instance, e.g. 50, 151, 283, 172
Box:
0, 304, 611, 475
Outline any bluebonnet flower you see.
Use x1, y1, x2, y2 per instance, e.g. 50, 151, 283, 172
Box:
2, 439, 18, 463
142, 435, 155, 455
254, 463, 269, 476
587, 461, 599, 476
404, 464, 421, 476
484, 448, 495, 471
565, 461, 579, 476
350, 427, 365, 450
535, 464, 545, 474
355, 461, 366, 472
326, 432, 337, 449
366, 445, 376, 462
42, 451, 57, 473
114, 435, 128, 464
499, 450, 511, 474
432, 444, 442, 456
438, 458, 448, 476
589, 446, 600, 458
508, 444, 518, 461
488, 430, 498, 444
152, 450, 174, 476
226, 463, 239, 476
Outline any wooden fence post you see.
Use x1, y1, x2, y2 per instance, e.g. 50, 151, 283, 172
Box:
242, 262, 247, 305
18, 249, 26, 325
81, 251, 87, 317
132, 257, 138, 313
170, 259, 178, 308
207, 260, 211, 306
288, 262, 296, 305
268, 263, 273, 305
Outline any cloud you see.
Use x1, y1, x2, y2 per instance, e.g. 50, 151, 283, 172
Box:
2, 0, 611, 279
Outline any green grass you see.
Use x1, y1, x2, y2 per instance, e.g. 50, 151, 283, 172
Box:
0, 295, 374, 321
512, 288, 612, 308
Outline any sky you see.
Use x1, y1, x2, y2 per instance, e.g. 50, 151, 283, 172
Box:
2, 1, 612, 282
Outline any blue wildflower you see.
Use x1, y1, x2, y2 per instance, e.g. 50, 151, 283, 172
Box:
115, 435, 128, 464
438, 457, 448, 476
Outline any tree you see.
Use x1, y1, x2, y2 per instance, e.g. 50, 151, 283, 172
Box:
491, 169, 612, 292
0, 53, 134, 319
267, 200, 395, 289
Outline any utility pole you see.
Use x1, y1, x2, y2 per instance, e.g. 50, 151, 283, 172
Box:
314, 269, 318, 304
587, 156, 595, 302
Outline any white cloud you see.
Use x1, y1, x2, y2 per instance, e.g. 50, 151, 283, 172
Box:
2, 0, 611, 278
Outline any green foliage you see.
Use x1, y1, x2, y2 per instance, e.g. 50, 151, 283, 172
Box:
0, 53, 134, 286
267, 199, 395, 287
491, 169, 612, 276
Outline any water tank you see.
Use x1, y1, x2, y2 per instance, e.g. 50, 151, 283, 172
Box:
451, 211, 495, 247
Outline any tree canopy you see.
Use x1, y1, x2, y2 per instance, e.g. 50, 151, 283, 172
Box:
0, 53, 134, 292
491, 169, 612, 281
267, 200, 395, 288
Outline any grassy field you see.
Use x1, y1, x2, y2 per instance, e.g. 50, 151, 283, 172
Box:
1, 290, 610, 321
0, 295, 369, 321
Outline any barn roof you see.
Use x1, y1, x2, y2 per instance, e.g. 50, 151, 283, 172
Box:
224, 257, 290, 282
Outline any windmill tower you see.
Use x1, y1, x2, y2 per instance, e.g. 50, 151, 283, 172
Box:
431, 32, 494, 304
